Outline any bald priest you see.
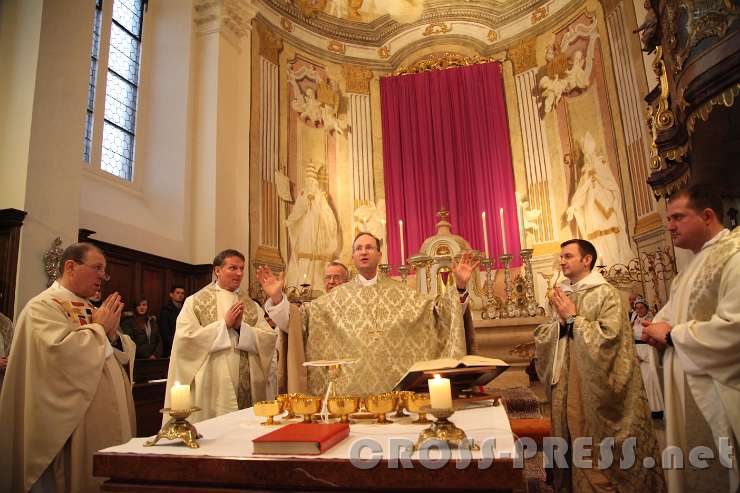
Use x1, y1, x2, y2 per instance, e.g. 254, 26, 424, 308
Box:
0, 243, 136, 493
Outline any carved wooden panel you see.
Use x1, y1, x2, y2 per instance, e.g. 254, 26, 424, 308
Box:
0, 209, 27, 318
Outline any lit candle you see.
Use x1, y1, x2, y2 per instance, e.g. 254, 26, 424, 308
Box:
428, 373, 452, 409
170, 381, 191, 411
399, 219, 405, 265
481, 211, 490, 258
499, 208, 508, 253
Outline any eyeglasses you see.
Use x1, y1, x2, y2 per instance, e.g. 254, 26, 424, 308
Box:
76, 261, 111, 281
324, 274, 345, 282
353, 245, 378, 253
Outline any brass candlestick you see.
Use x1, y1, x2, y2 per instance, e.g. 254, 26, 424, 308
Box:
499, 254, 519, 318
378, 264, 391, 278
398, 264, 410, 283
519, 249, 540, 317
414, 407, 479, 451
144, 407, 202, 448
480, 258, 502, 320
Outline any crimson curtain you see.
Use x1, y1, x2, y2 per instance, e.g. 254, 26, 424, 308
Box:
380, 61, 520, 269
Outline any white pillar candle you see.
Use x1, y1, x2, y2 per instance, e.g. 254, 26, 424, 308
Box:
481, 211, 490, 258
170, 381, 191, 411
499, 208, 508, 253
428, 374, 453, 409
399, 219, 405, 265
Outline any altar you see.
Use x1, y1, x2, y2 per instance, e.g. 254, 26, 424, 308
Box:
94, 403, 526, 492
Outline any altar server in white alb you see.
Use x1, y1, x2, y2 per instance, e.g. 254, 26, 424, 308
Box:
643, 185, 740, 492
0, 242, 136, 493
632, 298, 664, 417
164, 249, 279, 423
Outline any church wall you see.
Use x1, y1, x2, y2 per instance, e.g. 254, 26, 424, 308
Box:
79, 1, 195, 264
0, 0, 42, 212
7, 0, 92, 313
246, 0, 669, 301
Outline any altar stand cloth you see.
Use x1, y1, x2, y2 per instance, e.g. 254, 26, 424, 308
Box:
95, 403, 523, 492
99, 402, 517, 461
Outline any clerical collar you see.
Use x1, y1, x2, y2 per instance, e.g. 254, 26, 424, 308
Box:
51, 280, 90, 304
700, 228, 729, 252
560, 270, 607, 293
214, 282, 240, 296
355, 273, 378, 286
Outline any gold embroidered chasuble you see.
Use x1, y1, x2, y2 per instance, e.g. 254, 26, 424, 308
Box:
0, 282, 136, 493
302, 276, 467, 396
656, 227, 740, 493
534, 272, 664, 492
164, 283, 278, 423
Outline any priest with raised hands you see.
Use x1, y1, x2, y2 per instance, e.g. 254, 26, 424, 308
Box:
0, 242, 136, 493
258, 232, 477, 396
164, 249, 278, 424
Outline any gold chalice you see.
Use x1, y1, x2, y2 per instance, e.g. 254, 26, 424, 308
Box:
406, 393, 432, 424
327, 395, 361, 423
292, 396, 322, 423
393, 390, 414, 418
253, 400, 283, 426
278, 393, 305, 419
365, 393, 398, 424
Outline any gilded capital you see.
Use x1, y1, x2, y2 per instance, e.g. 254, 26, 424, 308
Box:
508, 38, 538, 75
342, 65, 373, 94
256, 22, 284, 64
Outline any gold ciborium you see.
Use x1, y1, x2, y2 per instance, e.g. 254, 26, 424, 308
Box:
414, 407, 479, 451
292, 396, 322, 423
327, 395, 361, 423
365, 393, 398, 424
144, 407, 202, 448
393, 390, 414, 418
406, 393, 432, 424
254, 400, 284, 426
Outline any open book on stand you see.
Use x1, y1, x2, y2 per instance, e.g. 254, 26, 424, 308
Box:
393, 355, 509, 399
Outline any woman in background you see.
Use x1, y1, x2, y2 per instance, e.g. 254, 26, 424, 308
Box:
121, 298, 163, 359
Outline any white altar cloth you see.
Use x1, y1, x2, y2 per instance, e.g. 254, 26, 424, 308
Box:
100, 402, 517, 461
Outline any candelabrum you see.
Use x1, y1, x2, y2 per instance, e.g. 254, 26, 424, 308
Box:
479, 258, 502, 319
398, 264, 411, 283
519, 249, 540, 317
144, 407, 202, 448
378, 264, 391, 278
499, 253, 520, 318
596, 248, 677, 308
414, 407, 479, 451
408, 255, 433, 293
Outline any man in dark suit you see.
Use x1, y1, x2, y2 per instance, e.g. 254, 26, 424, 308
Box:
158, 285, 185, 357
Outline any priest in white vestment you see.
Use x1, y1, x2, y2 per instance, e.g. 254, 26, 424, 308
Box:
164, 249, 279, 424
0, 243, 136, 493
642, 186, 740, 492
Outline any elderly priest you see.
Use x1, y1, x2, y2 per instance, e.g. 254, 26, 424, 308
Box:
260, 232, 477, 396
0, 242, 136, 493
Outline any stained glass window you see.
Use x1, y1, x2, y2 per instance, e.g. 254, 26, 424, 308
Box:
84, 0, 145, 182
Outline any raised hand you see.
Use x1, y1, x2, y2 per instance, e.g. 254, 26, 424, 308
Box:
224, 301, 244, 330
451, 251, 480, 289
92, 292, 124, 341
255, 265, 285, 304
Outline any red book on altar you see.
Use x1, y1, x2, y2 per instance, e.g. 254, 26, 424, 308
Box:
252, 423, 350, 455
